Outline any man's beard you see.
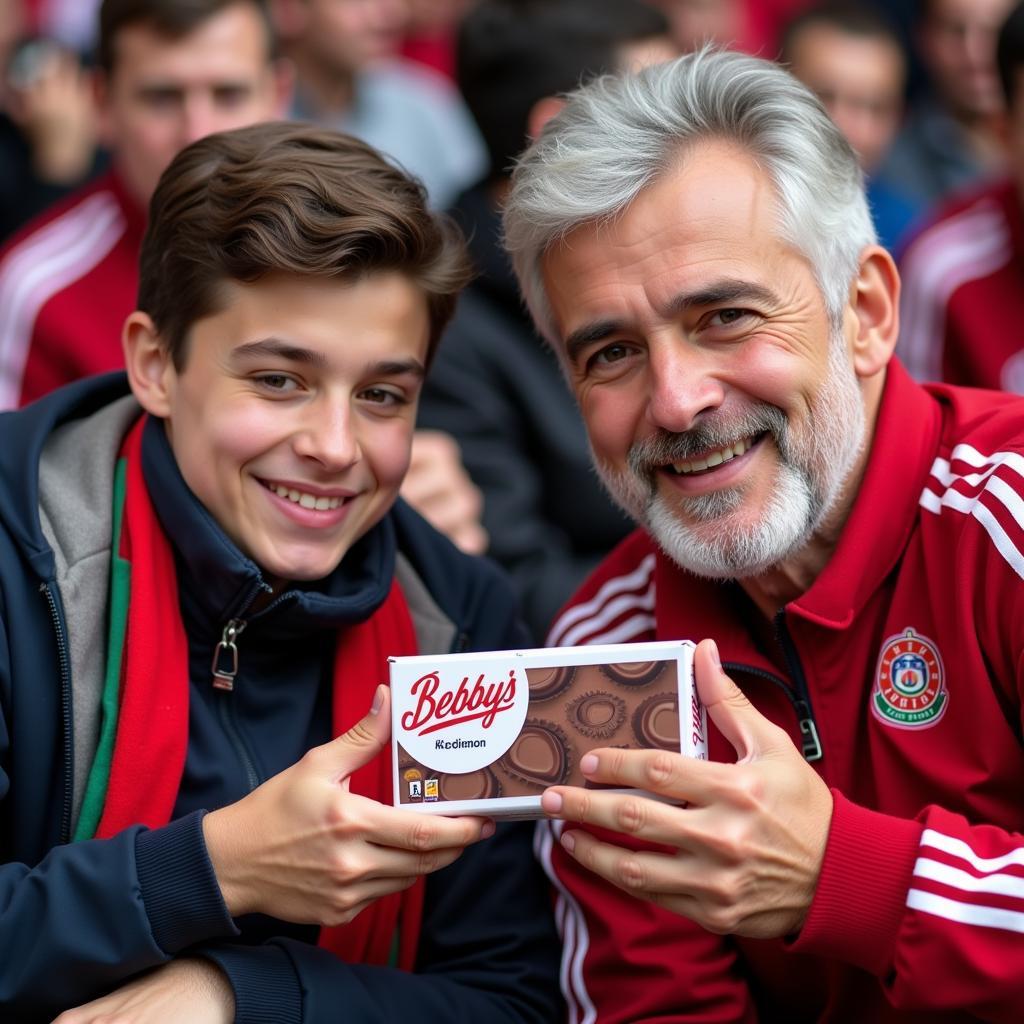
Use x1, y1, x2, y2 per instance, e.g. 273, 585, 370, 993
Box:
593, 335, 867, 579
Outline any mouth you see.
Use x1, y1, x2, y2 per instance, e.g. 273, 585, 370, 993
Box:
259, 479, 353, 511
665, 433, 762, 476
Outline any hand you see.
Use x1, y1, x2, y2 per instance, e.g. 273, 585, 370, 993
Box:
540, 638, 834, 938
5, 42, 97, 183
51, 958, 233, 1024
400, 430, 488, 554
203, 686, 494, 925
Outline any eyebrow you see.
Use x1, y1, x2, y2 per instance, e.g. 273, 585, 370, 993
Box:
231, 338, 425, 378
563, 279, 781, 364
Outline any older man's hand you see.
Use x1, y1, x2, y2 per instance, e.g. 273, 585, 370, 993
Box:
540, 638, 834, 939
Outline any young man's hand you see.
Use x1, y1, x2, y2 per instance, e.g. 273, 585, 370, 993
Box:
203, 686, 494, 925
50, 959, 233, 1024
540, 638, 834, 939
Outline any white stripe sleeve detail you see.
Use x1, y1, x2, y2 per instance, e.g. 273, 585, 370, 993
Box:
546, 553, 655, 647
913, 856, 1024, 899
557, 587, 656, 649
583, 613, 658, 647
921, 828, 1024, 872
907, 889, 1024, 934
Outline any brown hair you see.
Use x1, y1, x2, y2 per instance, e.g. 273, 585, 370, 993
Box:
138, 121, 473, 368
98, 0, 274, 75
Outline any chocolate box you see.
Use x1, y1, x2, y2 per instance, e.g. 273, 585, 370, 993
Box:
389, 640, 705, 818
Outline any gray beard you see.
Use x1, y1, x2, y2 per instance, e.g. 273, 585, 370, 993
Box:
593, 335, 866, 579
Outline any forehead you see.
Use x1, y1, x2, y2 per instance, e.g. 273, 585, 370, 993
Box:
109, 3, 270, 81
540, 141, 809, 339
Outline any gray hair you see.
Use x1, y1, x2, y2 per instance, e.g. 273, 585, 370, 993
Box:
503, 48, 875, 343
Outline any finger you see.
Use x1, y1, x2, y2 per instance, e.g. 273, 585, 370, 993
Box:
557, 827, 690, 897
314, 685, 392, 783
360, 840, 470, 879
565, 744, 733, 804
541, 785, 693, 846
694, 638, 764, 762
363, 805, 495, 853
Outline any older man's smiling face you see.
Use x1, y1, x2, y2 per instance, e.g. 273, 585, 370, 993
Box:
541, 140, 868, 578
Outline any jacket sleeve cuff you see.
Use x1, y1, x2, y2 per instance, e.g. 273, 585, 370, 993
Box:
201, 944, 303, 1024
789, 789, 923, 975
135, 810, 237, 954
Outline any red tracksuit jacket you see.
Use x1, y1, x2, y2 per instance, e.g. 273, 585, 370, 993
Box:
0, 169, 144, 410
898, 178, 1024, 394
539, 360, 1024, 1023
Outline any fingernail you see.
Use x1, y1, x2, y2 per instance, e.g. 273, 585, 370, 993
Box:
480, 819, 495, 839
561, 830, 576, 853
708, 638, 721, 669
370, 684, 385, 716
580, 753, 598, 775
541, 790, 562, 813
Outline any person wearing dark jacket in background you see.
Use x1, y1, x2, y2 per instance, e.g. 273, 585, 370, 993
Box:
0, 121, 561, 1024
417, 0, 676, 642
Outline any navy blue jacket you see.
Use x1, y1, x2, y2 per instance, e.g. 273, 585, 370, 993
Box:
0, 375, 562, 1023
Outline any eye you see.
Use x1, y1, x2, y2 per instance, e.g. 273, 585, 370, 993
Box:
254, 374, 299, 393
359, 387, 405, 406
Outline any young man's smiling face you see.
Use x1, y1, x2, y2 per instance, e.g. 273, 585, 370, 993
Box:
129, 271, 430, 583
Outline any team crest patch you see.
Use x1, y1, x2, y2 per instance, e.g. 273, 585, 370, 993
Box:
872, 628, 948, 729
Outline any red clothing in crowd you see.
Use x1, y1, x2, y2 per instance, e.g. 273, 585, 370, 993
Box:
540, 360, 1024, 1023
898, 178, 1024, 392
0, 169, 144, 410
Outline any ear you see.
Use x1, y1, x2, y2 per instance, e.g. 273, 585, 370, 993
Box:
848, 245, 900, 380
123, 311, 175, 417
527, 95, 567, 141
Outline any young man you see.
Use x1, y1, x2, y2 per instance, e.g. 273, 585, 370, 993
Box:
0, 121, 561, 1023
503, 49, 1024, 1021
0, 0, 291, 410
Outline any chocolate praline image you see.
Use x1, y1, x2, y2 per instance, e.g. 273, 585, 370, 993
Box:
599, 661, 665, 687
526, 664, 576, 701
437, 767, 501, 801
632, 691, 680, 751
566, 689, 627, 740
500, 719, 572, 788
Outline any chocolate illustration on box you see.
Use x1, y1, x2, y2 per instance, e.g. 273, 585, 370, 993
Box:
390, 641, 706, 818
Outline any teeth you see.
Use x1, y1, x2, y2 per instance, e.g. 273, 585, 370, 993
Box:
671, 436, 754, 475
271, 483, 342, 509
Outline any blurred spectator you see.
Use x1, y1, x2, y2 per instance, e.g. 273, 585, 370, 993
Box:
648, 0, 745, 50
270, 0, 485, 208
0, 0, 104, 240
898, 0, 1024, 389
400, 0, 476, 80
417, 0, 675, 642
878, 0, 1015, 208
0, 0, 291, 409
781, 3, 921, 250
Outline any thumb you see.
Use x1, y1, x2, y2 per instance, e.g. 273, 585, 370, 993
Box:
693, 638, 764, 763
320, 684, 393, 784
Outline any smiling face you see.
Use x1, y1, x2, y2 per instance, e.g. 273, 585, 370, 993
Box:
128, 271, 430, 583
541, 141, 871, 580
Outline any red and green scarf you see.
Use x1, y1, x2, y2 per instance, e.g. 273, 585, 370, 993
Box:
73, 415, 423, 968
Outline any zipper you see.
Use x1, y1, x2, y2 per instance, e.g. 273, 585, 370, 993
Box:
721, 651, 823, 763
41, 582, 74, 844
772, 612, 823, 762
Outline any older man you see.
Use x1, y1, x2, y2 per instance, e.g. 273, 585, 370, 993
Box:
504, 49, 1024, 1022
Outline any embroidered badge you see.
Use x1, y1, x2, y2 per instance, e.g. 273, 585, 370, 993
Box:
872, 628, 948, 729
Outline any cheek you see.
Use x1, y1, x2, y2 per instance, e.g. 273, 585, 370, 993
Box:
365, 422, 415, 490
580, 386, 641, 464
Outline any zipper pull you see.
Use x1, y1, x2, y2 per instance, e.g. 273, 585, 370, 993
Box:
795, 701, 823, 761
211, 618, 247, 691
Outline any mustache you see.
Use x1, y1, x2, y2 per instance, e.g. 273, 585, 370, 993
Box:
626, 406, 789, 474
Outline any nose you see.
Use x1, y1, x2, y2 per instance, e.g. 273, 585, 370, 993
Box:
292, 399, 360, 471
645, 336, 726, 434
179, 93, 219, 146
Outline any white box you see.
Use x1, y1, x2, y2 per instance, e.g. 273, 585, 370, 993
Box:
390, 640, 705, 818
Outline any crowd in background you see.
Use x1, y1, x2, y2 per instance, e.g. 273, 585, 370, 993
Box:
2, 0, 1023, 634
